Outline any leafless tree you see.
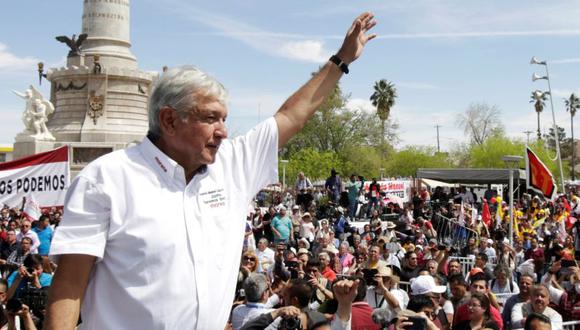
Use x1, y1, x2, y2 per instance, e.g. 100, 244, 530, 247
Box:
456, 102, 504, 145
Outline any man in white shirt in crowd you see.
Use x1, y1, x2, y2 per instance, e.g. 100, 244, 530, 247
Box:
511, 285, 563, 330
45, 12, 377, 330
16, 220, 40, 254
256, 238, 275, 273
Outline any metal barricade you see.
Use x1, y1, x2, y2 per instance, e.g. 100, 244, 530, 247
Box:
563, 321, 580, 330
449, 256, 475, 277
398, 281, 411, 294
432, 213, 479, 252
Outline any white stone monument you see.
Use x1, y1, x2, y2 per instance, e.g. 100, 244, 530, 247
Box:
13, 0, 155, 173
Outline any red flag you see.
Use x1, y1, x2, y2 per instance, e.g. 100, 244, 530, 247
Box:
525, 147, 557, 200
482, 199, 491, 227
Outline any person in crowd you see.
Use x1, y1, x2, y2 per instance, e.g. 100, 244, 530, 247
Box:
0, 230, 18, 275
392, 294, 439, 330
367, 178, 381, 217
481, 239, 497, 262
361, 224, 375, 243
490, 265, 519, 301
473, 252, 495, 281
401, 251, 421, 282
318, 252, 337, 282
272, 207, 294, 244
367, 266, 409, 313
462, 237, 479, 257
453, 292, 500, 330
502, 274, 534, 330
240, 278, 357, 330
256, 238, 275, 273
523, 313, 552, 330
446, 259, 463, 279
32, 214, 53, 256
334, 207, 347, 238
262, 206, 277, 243
303, 259, 334, 310
325, 169, 342, 204
511, 285, 563, 330
231, 273, 279, 330
6, 254, 52, 301
15, 220, 40, 254
295, 172, 313, 209
366, 245, 388, 270
251, 206, 264, 243
300, 212, 316, 243
350, 278, 380, 330
338, 241, 355, 274
6, 236, 32, 272
345, 174, 362, 220
291, 205, 302, 240
449, 274, 470, 311
453, 273, 503, 329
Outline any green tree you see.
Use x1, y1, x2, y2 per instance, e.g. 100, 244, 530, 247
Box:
564, 93, 580, 180
384, 146, 453, 177
456, 102, 504, 145
282, 148, 342, 182
530, 90, 548, 140
282, 84, 397, 159
543, 126, 568, 156
469, 136, 526, 168
370, 79, 397, 155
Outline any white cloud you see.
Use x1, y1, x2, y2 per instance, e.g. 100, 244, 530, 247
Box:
0, 42, 38, 72
346, 98, 375, 114
376, 30, 580, 40
551, 58, 580, 65
160, 0, 331, 63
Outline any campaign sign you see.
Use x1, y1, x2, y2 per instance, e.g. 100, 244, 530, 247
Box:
362, 180, 412, 200
0, 146, 69, 208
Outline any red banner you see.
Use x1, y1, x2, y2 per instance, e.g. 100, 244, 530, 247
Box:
525, 147, 556, 200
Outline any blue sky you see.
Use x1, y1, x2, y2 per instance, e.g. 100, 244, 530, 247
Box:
2, 1, 580, 151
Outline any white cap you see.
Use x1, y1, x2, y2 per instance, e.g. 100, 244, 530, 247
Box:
336, 206, 344, 214
292, 205, 300, 210
410, 275, 446, 295
486, 238, 494, 244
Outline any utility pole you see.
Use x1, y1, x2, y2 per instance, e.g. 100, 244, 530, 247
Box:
435, 124, 441, 153
523, 130, 533, 145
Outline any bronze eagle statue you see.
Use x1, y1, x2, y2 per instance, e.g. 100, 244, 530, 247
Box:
55, 33, 88, 57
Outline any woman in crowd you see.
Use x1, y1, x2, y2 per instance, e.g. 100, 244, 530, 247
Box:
453, 292, 499, 330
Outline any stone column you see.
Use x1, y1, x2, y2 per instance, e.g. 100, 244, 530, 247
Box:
81, 0, 137, 69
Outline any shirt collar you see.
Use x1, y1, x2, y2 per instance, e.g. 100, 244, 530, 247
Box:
138, 137, 181, 181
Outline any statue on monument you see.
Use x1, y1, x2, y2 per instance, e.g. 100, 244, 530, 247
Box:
55, 33, 88, 57
12, 86, 56, 141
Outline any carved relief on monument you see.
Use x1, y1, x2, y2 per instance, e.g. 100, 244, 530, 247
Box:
56, 81, 87, 92
88, 91, 105, 124
72, 147, 113, 165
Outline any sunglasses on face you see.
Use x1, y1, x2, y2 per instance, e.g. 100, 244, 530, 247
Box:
243, 256, 256, 261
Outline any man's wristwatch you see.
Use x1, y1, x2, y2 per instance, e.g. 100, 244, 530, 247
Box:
329, 55, 349, 74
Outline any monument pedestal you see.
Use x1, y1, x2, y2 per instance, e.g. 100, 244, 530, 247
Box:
13, 136, 58, 160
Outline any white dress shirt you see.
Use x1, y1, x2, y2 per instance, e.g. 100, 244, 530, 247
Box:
16, 230, 40, 254
51, 118, 279, 330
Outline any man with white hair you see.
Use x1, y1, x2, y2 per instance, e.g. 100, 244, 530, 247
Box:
256, 238, 275, 273
45, 11, 377, 330
231, 273, 279, 330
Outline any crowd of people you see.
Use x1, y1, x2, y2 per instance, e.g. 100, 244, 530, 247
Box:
231, 171, 580, 330
0, 205, 59, 329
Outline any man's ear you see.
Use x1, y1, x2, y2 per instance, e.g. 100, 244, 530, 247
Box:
158, 106, 178, 135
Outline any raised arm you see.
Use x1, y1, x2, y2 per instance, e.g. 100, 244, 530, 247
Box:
44, 254, 96, 330
274, 12, 377, 147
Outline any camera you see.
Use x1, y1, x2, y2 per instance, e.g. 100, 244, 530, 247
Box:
279, 316, 301, 330
20, 285, 49, 316
362, 269, 378, 286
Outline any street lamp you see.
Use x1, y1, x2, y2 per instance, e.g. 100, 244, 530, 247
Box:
379, 168, 385, 179
531, 56, 565, 193
502, 155, 523, 245
280, 159, 289, 190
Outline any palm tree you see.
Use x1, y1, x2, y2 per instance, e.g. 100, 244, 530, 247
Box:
565, 93, 580, 180
530, 90, 548, 140
370, 79, 397, 154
